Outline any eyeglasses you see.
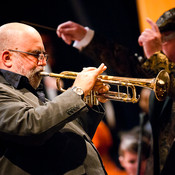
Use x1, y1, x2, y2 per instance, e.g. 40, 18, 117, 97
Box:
7, 49, 49, 62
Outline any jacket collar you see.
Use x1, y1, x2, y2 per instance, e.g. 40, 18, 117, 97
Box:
0, 69, 46, 102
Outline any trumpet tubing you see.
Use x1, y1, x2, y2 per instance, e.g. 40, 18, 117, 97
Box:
40, 70, 170, 104
98, 70, 170, 101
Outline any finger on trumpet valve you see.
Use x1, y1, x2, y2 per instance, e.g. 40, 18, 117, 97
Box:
93, 82, 110, 94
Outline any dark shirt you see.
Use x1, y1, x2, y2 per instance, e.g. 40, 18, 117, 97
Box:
0, 69, 46, 102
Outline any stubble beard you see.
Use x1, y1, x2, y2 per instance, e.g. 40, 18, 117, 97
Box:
15, 57, 44, 89
18, 64, 43, 89
27, 67, 44, 89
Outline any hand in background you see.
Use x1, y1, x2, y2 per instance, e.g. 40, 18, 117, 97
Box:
57, 21, 87, 45
138, 18, 162, 58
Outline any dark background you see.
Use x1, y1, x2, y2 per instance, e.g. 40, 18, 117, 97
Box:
0, 0, 143, 71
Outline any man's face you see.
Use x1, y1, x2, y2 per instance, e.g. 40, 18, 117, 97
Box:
119, 151, 147, 175
11, 30, 47, 89
162, 31, 175, 62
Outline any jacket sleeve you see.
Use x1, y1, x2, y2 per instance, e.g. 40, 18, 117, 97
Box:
76, 104, 105, 139
81, 33, 152, 78
0, 86, 89, 145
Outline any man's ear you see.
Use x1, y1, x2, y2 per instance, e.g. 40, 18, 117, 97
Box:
2, 51, 12, 68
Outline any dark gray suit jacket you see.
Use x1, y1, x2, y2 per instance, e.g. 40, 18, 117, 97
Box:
0, 74, 107, 175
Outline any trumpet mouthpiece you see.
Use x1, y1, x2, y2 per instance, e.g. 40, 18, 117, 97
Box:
39, 72, 50, 76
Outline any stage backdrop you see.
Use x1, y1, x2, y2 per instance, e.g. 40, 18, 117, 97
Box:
136, 0, 175, 32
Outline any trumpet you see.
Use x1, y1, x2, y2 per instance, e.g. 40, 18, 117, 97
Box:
40, 70, 170, 105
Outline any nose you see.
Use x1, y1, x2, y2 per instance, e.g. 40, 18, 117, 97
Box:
37, 58, 47, 66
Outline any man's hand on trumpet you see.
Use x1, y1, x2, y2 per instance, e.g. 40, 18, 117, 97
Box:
72, 63, 109, 103
93, 80, 110, 103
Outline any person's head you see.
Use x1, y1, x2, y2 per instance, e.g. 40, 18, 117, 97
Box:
0, 22, 47, 89
118, 127, 151, 175
156, 8, 175, 62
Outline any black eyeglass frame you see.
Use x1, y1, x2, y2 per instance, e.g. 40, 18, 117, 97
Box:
7, 49, 49, 62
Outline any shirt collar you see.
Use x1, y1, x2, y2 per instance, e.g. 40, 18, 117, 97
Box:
0, 69, 46, 102
0, 69, 22, 88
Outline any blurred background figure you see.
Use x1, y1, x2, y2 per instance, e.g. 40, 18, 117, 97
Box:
118, 127, 151, 175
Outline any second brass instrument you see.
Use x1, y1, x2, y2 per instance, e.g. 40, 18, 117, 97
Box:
40, 70, 170, 104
